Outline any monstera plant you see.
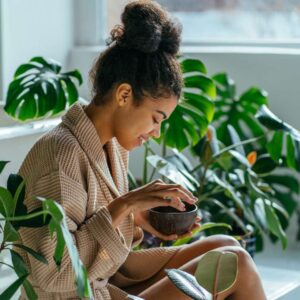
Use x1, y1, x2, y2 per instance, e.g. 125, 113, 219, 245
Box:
131, 65, 300, 253
4, 56, 83, 121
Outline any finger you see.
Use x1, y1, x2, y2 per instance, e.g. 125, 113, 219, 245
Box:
153, 183, 197, 202
195, 216, 201, 222
146, 196, 186, 212
155, 188, 196, 205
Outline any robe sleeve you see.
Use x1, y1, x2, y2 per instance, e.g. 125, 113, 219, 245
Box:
20, 170, 130, 293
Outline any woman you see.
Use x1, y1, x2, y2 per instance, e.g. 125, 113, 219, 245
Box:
17, 1, 266, 299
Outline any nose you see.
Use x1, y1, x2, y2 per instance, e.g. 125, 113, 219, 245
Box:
150, 125, 161, 139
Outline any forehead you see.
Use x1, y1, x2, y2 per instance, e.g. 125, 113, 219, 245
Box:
142, 94, 178, 112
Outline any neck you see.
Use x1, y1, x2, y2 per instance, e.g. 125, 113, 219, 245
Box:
84, 101, 114, 147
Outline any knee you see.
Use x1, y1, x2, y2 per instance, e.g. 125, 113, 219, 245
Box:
204, 234, 241, 248
225, 246, 258, 275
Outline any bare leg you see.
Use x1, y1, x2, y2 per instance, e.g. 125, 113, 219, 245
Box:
126, 235, 240, 295
139, 245, 266, 300
125, 235, 266, 300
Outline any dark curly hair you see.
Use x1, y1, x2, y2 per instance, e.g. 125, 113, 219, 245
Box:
89, 0, 183, 106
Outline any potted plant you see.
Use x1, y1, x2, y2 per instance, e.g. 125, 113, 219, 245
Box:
130, 60, 300, 255
0, 161, 92, 299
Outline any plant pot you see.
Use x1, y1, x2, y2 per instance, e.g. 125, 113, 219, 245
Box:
149, 203, 197, 235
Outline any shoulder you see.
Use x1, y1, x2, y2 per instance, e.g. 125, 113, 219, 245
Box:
19, 124, 88, 184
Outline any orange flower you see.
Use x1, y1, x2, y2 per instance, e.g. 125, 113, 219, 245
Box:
247, 151, 257, 165
206, 127, 213, 142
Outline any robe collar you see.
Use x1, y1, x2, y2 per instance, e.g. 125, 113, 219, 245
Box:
62, 103, 122, 197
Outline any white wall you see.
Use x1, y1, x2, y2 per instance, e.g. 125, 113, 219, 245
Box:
0, 0, 74, 101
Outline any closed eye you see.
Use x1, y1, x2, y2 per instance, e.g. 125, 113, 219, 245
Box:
153, 118, 159, 124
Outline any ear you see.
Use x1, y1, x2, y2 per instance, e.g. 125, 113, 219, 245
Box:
115, 83, 133, 107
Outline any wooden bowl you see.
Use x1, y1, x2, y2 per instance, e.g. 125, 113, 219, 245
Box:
149, 203, 197, 235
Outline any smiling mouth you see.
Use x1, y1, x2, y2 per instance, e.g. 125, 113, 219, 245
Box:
138, 136, 149, 144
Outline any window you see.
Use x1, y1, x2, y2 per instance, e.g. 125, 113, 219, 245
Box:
156, 0, 300, 43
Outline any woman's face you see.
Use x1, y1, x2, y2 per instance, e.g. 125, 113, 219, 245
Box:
113, 90, 178, 151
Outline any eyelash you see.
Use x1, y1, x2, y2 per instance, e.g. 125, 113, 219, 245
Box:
153, 118, 159, 124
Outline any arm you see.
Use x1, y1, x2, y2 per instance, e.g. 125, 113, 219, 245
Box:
22, 171, 130, 293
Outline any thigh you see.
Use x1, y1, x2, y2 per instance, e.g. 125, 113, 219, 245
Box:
138, 245, 241, 300
125, 234, 240, 295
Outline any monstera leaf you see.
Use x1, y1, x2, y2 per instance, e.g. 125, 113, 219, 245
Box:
212, 73, 268, 145
156, 58, 216, 151
256, 105, 300, 172
4, 56, 83, 121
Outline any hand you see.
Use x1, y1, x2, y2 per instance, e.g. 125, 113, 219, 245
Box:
107, 179, 197, 229
134, 210, 201, 241
124, 179, 198, 213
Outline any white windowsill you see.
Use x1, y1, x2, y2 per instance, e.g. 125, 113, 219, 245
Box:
0, 118, 61, 140
71, 44, 300, 56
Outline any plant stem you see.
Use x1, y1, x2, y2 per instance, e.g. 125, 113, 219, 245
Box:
212, 134, 266, 161
198, 164, 209, 197
143, 144, 149, 185
148, 167, 157, 182
162, 141, 166, 158
0, 261, 14, 269
191, 134, 266, 174
0, 211, 47, 222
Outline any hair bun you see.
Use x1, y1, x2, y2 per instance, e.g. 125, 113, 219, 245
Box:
108, 0, 181, 55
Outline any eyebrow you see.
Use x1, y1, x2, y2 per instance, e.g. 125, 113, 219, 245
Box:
156, 110, 167, 120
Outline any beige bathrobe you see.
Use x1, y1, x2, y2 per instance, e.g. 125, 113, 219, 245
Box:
16, 103, 179, 299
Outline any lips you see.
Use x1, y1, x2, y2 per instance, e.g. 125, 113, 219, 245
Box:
138, 135, 149, 145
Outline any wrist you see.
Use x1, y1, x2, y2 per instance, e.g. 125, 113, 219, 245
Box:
107, 196, 131, 228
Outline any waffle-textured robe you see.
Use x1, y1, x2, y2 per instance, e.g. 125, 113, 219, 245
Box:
16, 103, 178, 299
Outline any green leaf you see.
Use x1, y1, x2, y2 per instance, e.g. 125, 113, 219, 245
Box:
181, 58, 207, 74
38, 198, 92, 298
0, 274, 28, 300
4, 221, 20, 242
256, 105, 300, 140
63, 70, 83, 85
252, 154, 277, 174
166, 269, 211, 300
146, 155, 196, 192
183, 92, 215, 122
11, 249, 29, 277
267, 131, 283, 161
0, 187, 14, 217
184, 75, 216, 99
0, 161, 10, 174
264, 202, 287, 249
13, 244, 48, 265
254, 198, 268, 231
195, 251, 238, 294
239, 87, 268, 107
213, 73, 236, 99
5, 56, 82, 121
23, 279, 38, 300
204, 198, 246, 231
286, 134, 296, 169
264, 174, 299, 193
227, 125, 245, 156
30, 56, 61, 73
7, 174, 27, 218
228, 150, 250, 167
173, 222, 232, 246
